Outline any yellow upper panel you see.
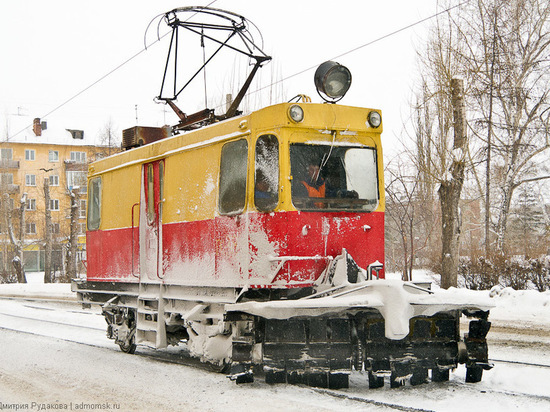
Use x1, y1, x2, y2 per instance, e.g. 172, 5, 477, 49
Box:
90, 102, 384, 229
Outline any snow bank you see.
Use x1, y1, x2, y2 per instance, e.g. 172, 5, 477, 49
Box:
0, 272, 74, 300
488, 285, 550, 326
1, 271, 550, 329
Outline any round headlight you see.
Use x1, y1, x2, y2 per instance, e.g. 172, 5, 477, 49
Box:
314, 61, 352, 103
367, 111, 382, 128
288, 104, 304, 122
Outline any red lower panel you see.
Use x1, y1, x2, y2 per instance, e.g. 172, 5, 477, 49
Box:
87, 211, 384, 286
86, 227, 139, 282
247, 211, 385, 284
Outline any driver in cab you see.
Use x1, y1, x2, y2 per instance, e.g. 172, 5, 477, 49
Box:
300, 163, 326, 208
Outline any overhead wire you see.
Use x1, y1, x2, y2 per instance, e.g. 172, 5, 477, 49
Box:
6, 0, 468, 139
238, 0, 472, 108
6, 0, 219, 141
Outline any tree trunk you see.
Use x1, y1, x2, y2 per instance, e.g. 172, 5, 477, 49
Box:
438, 78, 467, 289
65, 188, 80, 281
6, 193, 27, 283
44, 178, 53, 283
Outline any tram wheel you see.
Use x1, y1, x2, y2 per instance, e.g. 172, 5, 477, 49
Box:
465, 365, 483, 383
431, 368, 450, 382
368, 371, 384, 389
118, 339, 137, 354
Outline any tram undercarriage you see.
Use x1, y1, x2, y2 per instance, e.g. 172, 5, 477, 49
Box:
72, 275, 492, 389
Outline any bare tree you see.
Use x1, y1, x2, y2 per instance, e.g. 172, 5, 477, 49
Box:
446, 0, 550, 253
438, 78, 468, 289
409, 11, 468, 288
96, 118, 120, 159
5, 192, 27, 283
65, 188, 80, 281
44, 177, 53, 283
385, 158, 437, 282
407, 0, 550, 285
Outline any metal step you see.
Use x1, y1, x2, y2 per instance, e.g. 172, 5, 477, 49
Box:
136, 284, 167, 348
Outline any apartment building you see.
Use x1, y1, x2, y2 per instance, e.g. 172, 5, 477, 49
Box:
1, 117, 114, 273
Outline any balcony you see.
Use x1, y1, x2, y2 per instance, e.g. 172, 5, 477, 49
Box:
0, 159, 20, 169
7, 184, 20, 194
64, 161, 87, 171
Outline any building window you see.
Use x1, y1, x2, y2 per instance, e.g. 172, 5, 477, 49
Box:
68, 129, 84, 140
49, 175, 59, 186
79, 199, 86, 218
25, 149, 35, 161
70, 151, 86, 163
26, 223, 36, 234
49, 150, 59, 162
26, 199, 36, 211
79, 222, 86, 234
50, 199, 59, 211
25, 174, 36, 186
1, 148, 13, 160
52, 223, 60, 234
0, 173, 13, 185
66, 171, 86, 191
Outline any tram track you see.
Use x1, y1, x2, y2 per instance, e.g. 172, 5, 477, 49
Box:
0, 294, 76, 304
5, 305, 550, 377
305, 386, 436, 412
490, 358, 550, 369
0, 309, 106, 332
4, 314, 548, 412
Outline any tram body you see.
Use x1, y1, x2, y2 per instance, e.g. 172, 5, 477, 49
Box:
74, 101, 492, 388
86, 103, 383, 287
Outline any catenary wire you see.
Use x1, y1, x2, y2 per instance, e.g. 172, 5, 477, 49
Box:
6, 0, 468, 139
231, 0, 472, 110
5, 0, 219, 141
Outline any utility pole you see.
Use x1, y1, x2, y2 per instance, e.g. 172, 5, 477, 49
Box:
438, 78, 467, 289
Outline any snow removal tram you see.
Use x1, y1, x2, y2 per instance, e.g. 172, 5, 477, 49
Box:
72, 6, 492, 389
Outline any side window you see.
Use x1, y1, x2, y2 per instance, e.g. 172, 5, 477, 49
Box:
87, 177, 102, 230
147, 164, 154, 223
219, 139, 248, 215
254, 134, 279, 212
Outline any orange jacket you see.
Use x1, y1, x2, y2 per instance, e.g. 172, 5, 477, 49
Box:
301, 181, 326, 198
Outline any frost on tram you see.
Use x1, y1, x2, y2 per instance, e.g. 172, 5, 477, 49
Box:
72, 7, 493, 389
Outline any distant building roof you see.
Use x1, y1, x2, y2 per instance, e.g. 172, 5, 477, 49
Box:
3, 114, 102, 147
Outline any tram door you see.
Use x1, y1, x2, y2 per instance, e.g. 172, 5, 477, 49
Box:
140, 160, 165, 281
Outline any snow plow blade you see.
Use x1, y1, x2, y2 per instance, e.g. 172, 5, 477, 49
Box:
225, 278, 494, 388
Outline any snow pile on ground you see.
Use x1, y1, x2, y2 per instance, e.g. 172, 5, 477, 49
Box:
387, 270, 550, 326
0, 272, 74, 300
1, 271, 550, 327
488, 285, 550, 326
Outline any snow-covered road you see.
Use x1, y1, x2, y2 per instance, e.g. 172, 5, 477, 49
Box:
1, 297, 550, 412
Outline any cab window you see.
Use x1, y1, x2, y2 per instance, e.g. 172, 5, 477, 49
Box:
87, 177, 102, 230
290, 143, 379, 212
254, 135, 279, 212
219, 139, 248, 214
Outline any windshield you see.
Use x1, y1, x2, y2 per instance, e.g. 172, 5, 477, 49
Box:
290, 143, 379, 212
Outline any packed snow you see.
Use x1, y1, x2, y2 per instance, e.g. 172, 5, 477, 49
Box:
0, 272, 549, 411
